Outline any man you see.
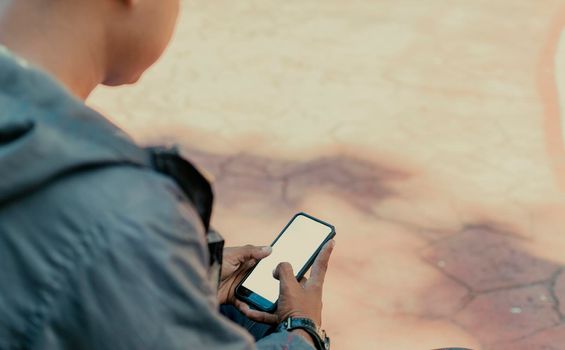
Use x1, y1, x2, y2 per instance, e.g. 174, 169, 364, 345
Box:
0, 0, 335, 349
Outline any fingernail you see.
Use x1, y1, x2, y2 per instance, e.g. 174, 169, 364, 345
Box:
262, 246, 272, 253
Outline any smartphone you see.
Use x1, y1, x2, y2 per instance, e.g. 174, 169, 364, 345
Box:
235, 212, 336, 312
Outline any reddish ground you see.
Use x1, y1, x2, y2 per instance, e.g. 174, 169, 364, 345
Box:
90, 1, 565, 348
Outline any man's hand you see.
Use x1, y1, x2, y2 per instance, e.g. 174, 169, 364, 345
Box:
273, 240, 335, 327
236, 239, 336, 329
218, 245, 271, 306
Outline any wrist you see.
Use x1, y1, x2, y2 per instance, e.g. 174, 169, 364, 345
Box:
278, 316, 330, 350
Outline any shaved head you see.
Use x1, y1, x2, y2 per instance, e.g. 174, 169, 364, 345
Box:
0, 0, 180, 98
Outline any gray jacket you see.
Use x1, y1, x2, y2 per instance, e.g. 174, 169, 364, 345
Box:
0, 49, 311, 350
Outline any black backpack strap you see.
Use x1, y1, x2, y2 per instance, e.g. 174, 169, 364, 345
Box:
146, 146, 222, 287
146, 146, 214, 232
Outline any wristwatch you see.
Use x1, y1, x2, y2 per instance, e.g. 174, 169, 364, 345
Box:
277, 317, 330, 350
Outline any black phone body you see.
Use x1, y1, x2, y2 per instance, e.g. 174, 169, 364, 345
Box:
235, 212, 336, 312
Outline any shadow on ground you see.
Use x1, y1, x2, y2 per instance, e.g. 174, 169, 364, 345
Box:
180, 146, 565, 349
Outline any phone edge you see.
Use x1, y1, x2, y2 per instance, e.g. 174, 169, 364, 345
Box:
234, 212, 336, 313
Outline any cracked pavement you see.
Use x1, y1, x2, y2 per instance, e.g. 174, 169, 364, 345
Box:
90, 1, 565, 348
180, 149, 565, 349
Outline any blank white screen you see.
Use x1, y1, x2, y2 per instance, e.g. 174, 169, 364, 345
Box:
242, 215, 332, 303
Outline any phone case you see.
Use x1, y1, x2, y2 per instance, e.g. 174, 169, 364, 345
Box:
235, 212, 336, 312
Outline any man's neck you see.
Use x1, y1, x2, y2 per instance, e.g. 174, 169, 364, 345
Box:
0, 1, 107, 100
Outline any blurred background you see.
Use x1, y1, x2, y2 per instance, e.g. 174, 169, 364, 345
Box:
89, 1, 565, 349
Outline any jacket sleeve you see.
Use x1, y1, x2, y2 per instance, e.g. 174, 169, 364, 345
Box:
46, 173, 314, 350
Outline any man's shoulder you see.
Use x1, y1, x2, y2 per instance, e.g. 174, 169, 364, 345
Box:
0, 162, 211, 347
38, 164, 207, 244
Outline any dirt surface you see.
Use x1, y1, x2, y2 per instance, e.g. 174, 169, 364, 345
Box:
90, 1, 565, 349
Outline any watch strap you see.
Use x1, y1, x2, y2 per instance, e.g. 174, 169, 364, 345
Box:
277, 317, 330, 350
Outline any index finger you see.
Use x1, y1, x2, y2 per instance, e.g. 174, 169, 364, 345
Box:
308, 239, 335, 287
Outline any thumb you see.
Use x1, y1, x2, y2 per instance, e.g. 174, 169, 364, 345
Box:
251, 245, 272, 259
236, 245, 272, 263
273, 262, 299, 291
